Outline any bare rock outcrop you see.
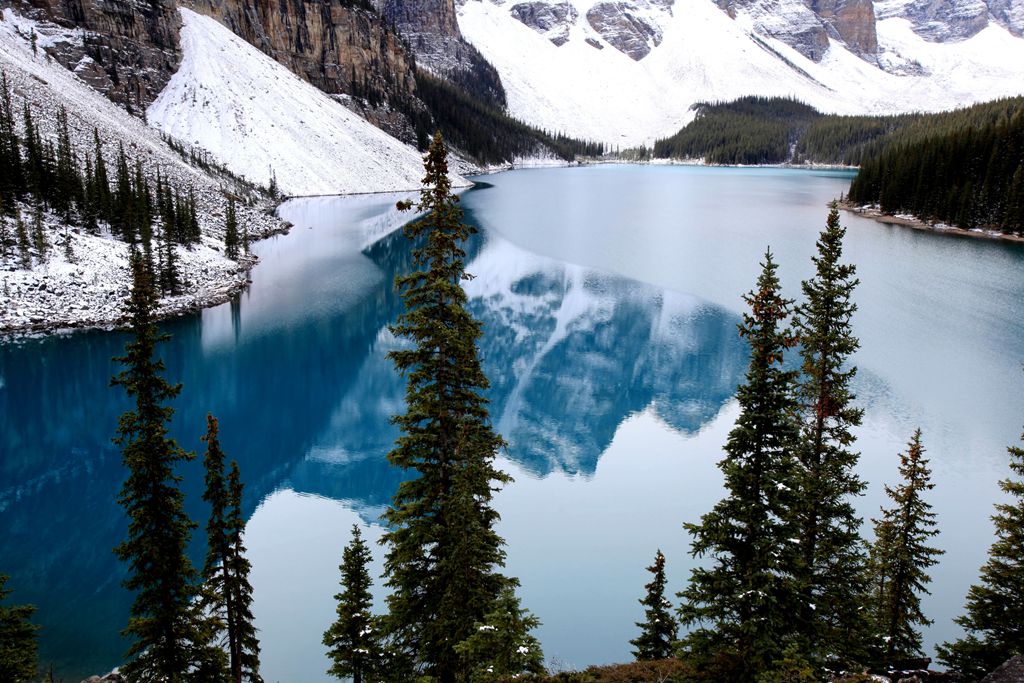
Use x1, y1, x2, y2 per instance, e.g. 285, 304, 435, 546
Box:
585, 0, 668, 60
510, 1, 577, 46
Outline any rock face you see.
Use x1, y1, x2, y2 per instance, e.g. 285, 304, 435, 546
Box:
379, 0, 506, 107
510, 1, 577, 46
814, 0, 877, 54
715, 0, 875, 62
10, 0, 182, 109
585, 0, 669, 60
981, 655, 1024, 683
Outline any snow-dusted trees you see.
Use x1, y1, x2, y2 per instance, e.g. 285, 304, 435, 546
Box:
678, 251, 802, 682
324, 525, 382, 683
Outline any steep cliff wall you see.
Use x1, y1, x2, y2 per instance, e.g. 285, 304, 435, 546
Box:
4, 0, 182, 109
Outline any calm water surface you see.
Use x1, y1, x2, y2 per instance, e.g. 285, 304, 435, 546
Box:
1, 165, 1023, 681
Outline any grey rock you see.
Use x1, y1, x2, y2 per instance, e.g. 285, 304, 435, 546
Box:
981, 655, 1024, 683
510, 1, 578, 46
586, 1, 663, 60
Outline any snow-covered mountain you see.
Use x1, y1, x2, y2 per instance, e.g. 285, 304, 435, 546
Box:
147, 9, 464, 197
454, 0, 1024, 145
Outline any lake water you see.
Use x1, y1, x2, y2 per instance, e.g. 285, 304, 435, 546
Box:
1, 165, 1023, 681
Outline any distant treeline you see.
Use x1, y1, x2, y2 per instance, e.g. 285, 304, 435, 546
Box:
414, 70, 603, 165
849, 108, 1024, 233
653, 95, 1024, 167
653, 96, 818, 164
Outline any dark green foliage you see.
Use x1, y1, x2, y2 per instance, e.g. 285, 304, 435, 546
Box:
202, 415, 263, 683
630, 550, 677, 661
937, 428, 1024, 679
381, 133, 519, 682
0, 575, 39, 683
791, 207, 869, 667
653, 96, 819, 164
224, 196, 240, 260
454, 586, 545, 682
848, 107, 1024, 233
678, 251, 801, 683
324, 525, 383, 683
868, 429, 943, 663
414, 70, 602, 165
31, 203, 47, 261
112, 252, 223, 682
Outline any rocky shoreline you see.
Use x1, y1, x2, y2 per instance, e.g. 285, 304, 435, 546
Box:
839, 201, 1024, 244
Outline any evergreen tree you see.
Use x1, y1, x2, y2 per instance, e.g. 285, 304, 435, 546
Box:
791, 206, 869, 667
381, 132, 516, 683
93, 129, 110, 221
160, 223, 180, 295
224, 197, 240, 260
453, 586, 545, 682
324, 525, 382, 683
937, 428, 1024, 679
112, 251, 223, 682
868, 429, 943, 663
0, 575, 39, 683
630, 549, 677, 661
31, 203, 47, 261
678, 250, 802, 683
201, 415, 262, 683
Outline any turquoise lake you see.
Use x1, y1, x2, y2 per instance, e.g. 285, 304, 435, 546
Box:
1, 164, 1023, 681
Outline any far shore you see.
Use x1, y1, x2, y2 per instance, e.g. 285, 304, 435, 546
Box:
838, 201, 1024, 244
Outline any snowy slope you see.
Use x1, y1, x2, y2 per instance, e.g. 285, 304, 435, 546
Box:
148, 9, 465, 197
0, 10, 284, 334
457, 0, 1024, 146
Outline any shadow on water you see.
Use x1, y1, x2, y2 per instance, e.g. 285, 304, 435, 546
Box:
0, 192, 746, 679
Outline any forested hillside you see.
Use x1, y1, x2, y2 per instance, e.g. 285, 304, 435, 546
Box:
652, 96, 1024, 167
848, 109, 1024, 233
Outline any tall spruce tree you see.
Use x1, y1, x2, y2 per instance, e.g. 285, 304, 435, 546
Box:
0, 575, 39, 683
868, 429, 943, 663
630, 549, 677, 661
792, 206, 869, 667
112, 251, 223, 682
937, 427, 1024, 679
678, 250, 802, 683
202, 415, 262, 683
324, 525, 382, 683
381, 132, 516, 683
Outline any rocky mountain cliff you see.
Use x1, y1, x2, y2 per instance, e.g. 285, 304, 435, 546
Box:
5, 0, 181, 110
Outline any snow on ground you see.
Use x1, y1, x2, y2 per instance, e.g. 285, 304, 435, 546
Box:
457, 0, 1024, 147
0, 10, 285, 334
148, 9, 466, 197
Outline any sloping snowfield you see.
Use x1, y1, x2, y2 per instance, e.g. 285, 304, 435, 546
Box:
457, 0, 1024, 146
148, 9, 464, 197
